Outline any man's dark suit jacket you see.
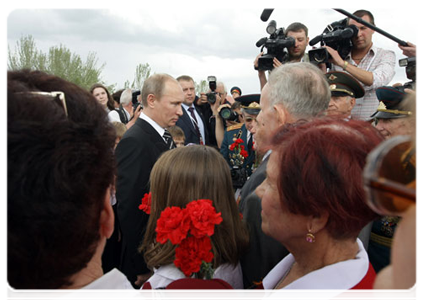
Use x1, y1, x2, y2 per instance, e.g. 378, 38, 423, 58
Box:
115, 118, 169, 286
176, 107, 209, 145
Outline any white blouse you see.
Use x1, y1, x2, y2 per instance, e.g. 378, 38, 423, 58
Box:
263, 239, 370, 289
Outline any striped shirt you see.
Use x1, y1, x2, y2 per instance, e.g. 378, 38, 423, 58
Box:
332, 45, 396, 121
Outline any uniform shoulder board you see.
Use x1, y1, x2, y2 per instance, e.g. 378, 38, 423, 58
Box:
226, 123, 243, 132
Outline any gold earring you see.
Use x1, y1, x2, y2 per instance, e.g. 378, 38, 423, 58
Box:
306, 230, 315, 243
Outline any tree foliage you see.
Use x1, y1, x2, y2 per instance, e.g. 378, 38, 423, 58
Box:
195, 80, 209, 94
126, 63, 152, 91
8, 35, 106, 90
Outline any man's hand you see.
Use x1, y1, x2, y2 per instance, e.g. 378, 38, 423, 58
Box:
399, 42, 416, 58
324, 46, 344, 67
197, 92, 208, 105
134, 272, 153, 287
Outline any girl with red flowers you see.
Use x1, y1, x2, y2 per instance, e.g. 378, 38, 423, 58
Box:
139, 145, 249, 289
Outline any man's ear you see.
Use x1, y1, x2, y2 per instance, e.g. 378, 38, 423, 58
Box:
99, 188, 114, 239
146, 94, 156, 109
273, 104, 289, 126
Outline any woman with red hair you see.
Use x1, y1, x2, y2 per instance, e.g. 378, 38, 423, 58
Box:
256, 118, 383, 289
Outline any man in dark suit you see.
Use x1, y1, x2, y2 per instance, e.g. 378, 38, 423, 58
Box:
175, 75, 208, 145
115, 73, 184, 288
239, 62, 331, 288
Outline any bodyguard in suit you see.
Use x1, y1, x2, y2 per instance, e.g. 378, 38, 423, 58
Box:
175, 75, 208, 145
115, 73, 184, 287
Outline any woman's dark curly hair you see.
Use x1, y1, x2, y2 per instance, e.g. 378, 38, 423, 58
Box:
8, 70, 116, 288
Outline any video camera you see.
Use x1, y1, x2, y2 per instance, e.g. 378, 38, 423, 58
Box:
255, 20, 295, 71
308, 18, 358, 65
399, 57, 416, 89
206, 76, 217, 104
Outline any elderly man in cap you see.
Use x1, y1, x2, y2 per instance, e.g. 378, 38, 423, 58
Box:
220, 94, 260, 190
367, 84, 415, 274
326, 71, 365, 118
230, 86, 242, 99
371, 85, 414, 139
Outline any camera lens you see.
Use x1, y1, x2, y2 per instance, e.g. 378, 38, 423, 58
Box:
219, 107, 231, 119
207, 92, 216, 104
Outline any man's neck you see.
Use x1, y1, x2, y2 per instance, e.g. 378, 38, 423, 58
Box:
352, 42, 373, 59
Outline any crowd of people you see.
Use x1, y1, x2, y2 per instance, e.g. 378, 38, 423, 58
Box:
8, 9, 416, 292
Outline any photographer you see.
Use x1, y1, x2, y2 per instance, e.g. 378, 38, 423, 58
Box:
323, 10, 395, 121
108, 88, 142, 129
255, 22, 309, 91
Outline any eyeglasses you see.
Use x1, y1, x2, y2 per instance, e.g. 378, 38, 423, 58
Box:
363, 135, 415, 216
17, 91, 68, 117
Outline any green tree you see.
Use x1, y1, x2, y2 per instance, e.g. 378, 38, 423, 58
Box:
8, 35, 106, 90
130, 63, 151, 90
195, 79, 209, 94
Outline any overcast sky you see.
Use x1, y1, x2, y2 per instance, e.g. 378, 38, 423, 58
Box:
5, 3, 418, 95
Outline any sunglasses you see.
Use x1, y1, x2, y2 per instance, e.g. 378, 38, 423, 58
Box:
17, 91, 68, 117
363, 135, 415, 216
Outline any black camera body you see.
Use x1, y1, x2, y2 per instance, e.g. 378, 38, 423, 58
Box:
231, 165, 248, 189
219, 106, 239, 121
308, 18, 358, 65
255, 20, 295, 71
399, 57, 416, 89
132, 89, 142, 110
206, 76, 217, 104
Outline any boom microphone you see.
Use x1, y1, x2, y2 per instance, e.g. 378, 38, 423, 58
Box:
260, 9, 274, 22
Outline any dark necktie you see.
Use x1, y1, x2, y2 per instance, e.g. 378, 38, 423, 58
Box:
248, 134, 253, 154
188, 107, 203, 145
163, 129, 175, 149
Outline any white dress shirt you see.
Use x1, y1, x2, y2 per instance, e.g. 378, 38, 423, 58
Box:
54, 269, 145, 300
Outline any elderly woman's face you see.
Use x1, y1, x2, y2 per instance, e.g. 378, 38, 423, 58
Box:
256, 151, 308, 244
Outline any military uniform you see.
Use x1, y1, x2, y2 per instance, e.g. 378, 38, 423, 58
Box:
367, 85, 414, 272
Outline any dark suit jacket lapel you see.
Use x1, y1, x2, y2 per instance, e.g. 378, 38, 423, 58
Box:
137, 118, 168, 152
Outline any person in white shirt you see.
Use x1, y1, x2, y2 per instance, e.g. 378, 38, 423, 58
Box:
140, 145, 249, 289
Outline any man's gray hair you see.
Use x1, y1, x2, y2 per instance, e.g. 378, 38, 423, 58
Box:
267, 62, 330, 118
120, 88, 132, 106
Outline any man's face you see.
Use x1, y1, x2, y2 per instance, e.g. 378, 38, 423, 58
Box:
348, 15, 374, 51
375, 118, 413, 139
327, 95, 355, 116
231, 91, 240, 99
216, 84, 227, 101
152, 81, 184, 128
287, 30, 309, 61
254, 84, 279, 154
179, 80, 196, 106
243, 112, 258, 132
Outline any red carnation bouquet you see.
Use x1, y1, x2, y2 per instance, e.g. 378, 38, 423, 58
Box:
155, 199, 223, 278
229, 138, 248, 167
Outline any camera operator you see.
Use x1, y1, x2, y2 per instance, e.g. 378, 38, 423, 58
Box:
108, 88, 142, 129
323, 10, 396, 121
255, 22, 309, 91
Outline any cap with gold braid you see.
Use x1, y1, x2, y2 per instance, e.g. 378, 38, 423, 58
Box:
236, 94, 261, 115
325, 71, 365, 98
370, 86, 412, 119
